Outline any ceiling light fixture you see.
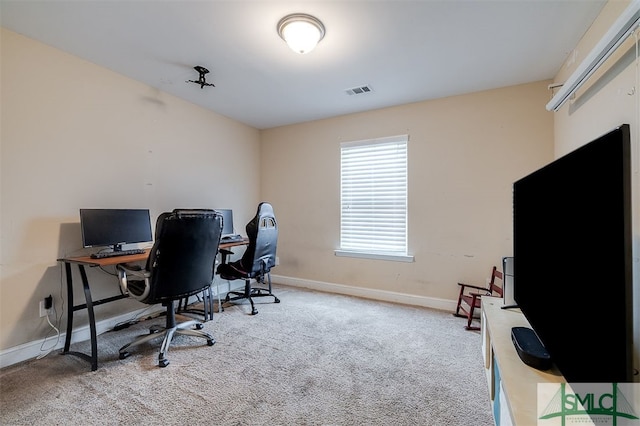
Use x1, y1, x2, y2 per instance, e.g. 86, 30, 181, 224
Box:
277, 13, 325, 54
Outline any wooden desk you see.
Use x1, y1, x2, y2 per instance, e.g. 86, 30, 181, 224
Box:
57, 250, 150, 371
57, 238, 248, 371
219, 237, 249, 250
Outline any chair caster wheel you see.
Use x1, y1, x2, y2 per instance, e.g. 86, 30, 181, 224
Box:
251, 309, 258, 315
159, 358, 169, 368
195, 323, 204, 330
119, 351, 130, 360
274, 297, 280, 303
207, 339, 215, 346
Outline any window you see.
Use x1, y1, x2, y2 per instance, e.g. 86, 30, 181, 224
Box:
336, 135, 413, 262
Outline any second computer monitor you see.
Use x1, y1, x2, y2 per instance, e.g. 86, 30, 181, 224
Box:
216, 209, 234, 236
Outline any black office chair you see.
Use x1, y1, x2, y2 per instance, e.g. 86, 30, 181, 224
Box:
217, 202, 280, 315
116, 209, 222, 367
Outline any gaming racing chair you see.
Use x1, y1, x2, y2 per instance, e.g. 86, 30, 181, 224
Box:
217, 202, 280, 315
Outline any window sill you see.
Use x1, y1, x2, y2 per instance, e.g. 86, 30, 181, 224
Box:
334, 250, 414, 263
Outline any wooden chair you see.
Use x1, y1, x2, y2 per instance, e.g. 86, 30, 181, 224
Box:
453, 266, 503, 330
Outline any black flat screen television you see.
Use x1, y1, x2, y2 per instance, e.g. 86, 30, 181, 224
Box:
79, 209, 153, 252
513, 124, 633, 383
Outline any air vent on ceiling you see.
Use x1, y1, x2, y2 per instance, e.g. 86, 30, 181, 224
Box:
345, 84, 373, 96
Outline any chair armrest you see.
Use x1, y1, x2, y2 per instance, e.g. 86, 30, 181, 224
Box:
457, 282, 490, 292
219, 248, 234, 264
116, 263, 151, 297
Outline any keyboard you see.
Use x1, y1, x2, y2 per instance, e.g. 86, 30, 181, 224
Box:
221, 234, 244, 243
90, 249, 146, 259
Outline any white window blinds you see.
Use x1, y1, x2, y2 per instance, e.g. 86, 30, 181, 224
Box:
340, 135, 408, 255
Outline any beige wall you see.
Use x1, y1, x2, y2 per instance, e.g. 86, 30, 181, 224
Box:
0, 28, 261, 352
261, 81, 553, 302
0, 27, 556, 365
549, 0, 639, 380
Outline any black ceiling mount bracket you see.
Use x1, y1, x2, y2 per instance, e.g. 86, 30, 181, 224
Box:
186, 65, 215, 89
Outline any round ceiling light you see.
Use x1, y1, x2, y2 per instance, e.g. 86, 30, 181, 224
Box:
277, 13, 325, 54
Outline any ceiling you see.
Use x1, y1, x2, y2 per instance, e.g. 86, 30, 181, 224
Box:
1, 1, 607, 130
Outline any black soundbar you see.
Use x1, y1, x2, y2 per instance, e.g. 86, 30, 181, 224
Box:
511, 326, 552, 371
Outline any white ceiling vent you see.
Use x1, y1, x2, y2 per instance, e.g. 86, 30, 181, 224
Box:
345, 84, 373, 96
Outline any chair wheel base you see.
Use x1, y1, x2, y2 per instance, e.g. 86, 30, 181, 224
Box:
158, 358, 169, 368
119, 351, 130, 360
207, 339, 215, 346
195, 323, 204, 330
274, 297, 280, 303
251, 308, 258, 315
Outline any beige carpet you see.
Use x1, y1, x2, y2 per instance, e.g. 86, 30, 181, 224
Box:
0, 285, 493, 425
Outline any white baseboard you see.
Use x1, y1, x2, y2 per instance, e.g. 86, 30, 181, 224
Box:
1, 277, 455, 369
271, 275, 457, 312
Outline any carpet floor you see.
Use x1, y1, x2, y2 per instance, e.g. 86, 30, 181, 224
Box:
0, 285, 493, 425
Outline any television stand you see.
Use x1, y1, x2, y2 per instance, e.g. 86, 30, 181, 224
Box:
481, 297, 565, 425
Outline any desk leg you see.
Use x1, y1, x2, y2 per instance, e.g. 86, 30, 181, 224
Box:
61, 263, 99, 371
78, 265, 98, 371
63, 262, 74, 353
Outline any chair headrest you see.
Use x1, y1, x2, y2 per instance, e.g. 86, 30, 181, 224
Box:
257, 202, 274, 217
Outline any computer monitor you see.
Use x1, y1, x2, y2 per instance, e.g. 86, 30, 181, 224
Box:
215, 209, 234, 236
79, 209, 153, 252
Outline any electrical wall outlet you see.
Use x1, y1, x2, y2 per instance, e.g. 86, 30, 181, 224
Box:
39, 295, 53, 317
39, 301, 48, 317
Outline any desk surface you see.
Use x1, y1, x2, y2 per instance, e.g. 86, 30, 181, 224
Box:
219, 237, 249, 249
59, 249, 150, 266
59, 238, 249, 266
